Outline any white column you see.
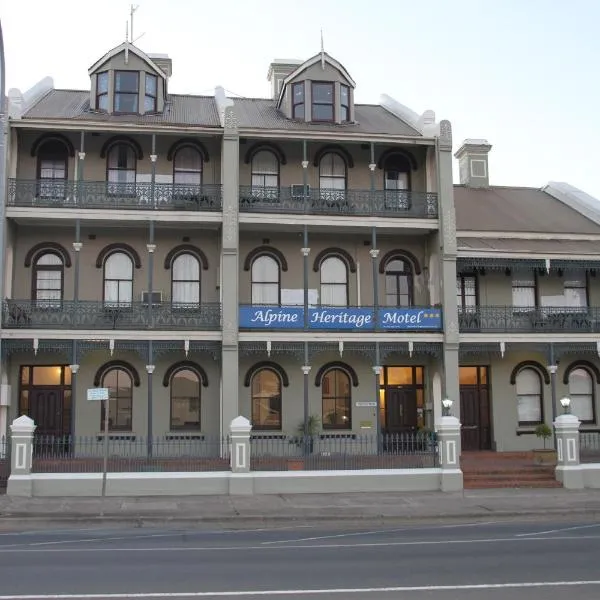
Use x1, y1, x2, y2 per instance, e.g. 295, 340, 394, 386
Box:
229, 416, 253, 496
7, 415, 36, 496
554, 413, 583, 489
436, 415, 463, 492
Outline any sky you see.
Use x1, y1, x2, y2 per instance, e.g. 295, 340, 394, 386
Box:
2, 0, 599, 199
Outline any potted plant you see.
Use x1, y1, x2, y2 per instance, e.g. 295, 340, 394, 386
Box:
533, 423, 557, 465
288, 415, 321, 469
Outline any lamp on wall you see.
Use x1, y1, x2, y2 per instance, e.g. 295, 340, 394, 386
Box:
442, 398, 453, 416
560, 396, 571, 415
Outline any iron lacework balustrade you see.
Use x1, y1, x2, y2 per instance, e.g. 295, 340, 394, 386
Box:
8, 179, 222, 211
3, 300, 221, 331
239, 186, 438, 218
458, 306, 600, 333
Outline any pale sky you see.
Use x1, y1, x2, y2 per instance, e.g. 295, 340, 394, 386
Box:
3, 0, 599, 199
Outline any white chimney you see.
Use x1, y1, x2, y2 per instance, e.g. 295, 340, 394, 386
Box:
267, 59, 302, 100
454, 139, 492, 188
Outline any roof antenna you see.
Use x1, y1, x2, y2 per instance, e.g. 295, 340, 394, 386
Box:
130, 4, 145, 45
320, 29, 325, 70
125, 20, 129, 64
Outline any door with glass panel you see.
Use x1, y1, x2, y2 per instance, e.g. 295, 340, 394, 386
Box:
459, 366, 491, 451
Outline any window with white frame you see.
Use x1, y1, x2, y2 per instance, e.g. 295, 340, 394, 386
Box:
251, 255, 280, 305
251, 150, 279, 199
568, 367, 595, 423
104, 252, 134, 306
171, 253, 200, 306
320, 256, 348, 307
515, 367, 543, 426
33, 253, 64, 305
564, 270, 588, 310
173, 146, 203, 186
512, 272, 536, 311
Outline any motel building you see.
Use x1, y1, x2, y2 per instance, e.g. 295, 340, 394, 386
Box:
1, 39, 600, 458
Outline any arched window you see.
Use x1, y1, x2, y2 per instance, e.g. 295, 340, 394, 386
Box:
322, 368, 351, 429
320, 256, 348, 307
251, 255, 280, 305
37, 139, 68, 199
384, 154, 411, 209
101, 367, 133, 432
170, 368, 201, 430
107, 143, 137, 192
251, 368, 282, 430
33, 253, 64, 305
104, 252, 134, 306
515, 367, 543, 426
251, 150, 279, 193
385, 259, 413, 307
319, 153, 346, 202
172, 253, 200, 306
568, 368, 595, 423
173, 146, 203, 186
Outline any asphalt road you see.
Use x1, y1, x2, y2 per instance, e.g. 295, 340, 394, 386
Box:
1, 520, 600, 599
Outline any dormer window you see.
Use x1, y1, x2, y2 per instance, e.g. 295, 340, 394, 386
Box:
144, 74, 158, 113
340, 85, 350, 122
114, 71, 139, 113
292, 82, 305, 119
96, 72, 109, 111
312, 82, 334, 122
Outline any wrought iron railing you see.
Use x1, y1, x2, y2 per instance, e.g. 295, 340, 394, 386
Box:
458, 306, 600, 333
250, 431, 438, 470
580, 431, 600, 464
8, 179, 222, 211
3, 300, 221, 330
31, 434, 230, 473
239, 186, 438, 218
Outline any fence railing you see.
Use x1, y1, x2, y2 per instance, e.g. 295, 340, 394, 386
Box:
580, 431, 600, 463
250, 432, 438, 471
459, 306, 600, 333
239, 186, 438, 219
8, 179, 223, 211
19, 431, 438, 474
3, 300, 222, 331
31, 435, 230, 473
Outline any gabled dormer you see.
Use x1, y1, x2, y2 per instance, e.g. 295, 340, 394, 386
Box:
272, 52, 356, 124
88, 42, 171, 115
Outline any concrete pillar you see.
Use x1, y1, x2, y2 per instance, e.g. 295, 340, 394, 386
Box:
554, 413, 583, 489
220, 106, 240, 437
7, 415, 36, 496
436, 415, 463, 492
229, 415, 253, 495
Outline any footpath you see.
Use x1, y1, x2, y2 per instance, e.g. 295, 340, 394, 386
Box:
1, 488, 600, 529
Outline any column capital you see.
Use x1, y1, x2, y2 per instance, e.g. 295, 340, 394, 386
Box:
145, 365, 155, 374
69, 364, 80, 375
78, 151, 86, 161
301, 365, 312, 375
150, 154, 158, 163
369, 248, 380, 259
368, 163, 376, 171
301, 247, 311, 256
301, 160, 309, 169
72, 242, 83, 252
147, 244, 157, 254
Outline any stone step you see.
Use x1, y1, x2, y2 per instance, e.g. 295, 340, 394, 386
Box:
464, 479, 562, 489
464, 471, 556, 481
462, 466, 555, 476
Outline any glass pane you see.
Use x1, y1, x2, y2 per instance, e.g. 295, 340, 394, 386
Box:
21, 367, 30, 385
252, 283, 279, 305
340, 85, 349, 105
313, 83, 333, 103
516, 369, 541, 395
97, 72, 108, 93
114, 93, 138, 113
460, 367, 478, 385
174, 171, 201, 185
145, 74, 157, 95
98, 95, 108, 111
115, 71, 139, 92
293, 83, 304, 102
32, 366, 63, 386
175, 147, 202, 172
252, 370, 281, 428
564, 287, 587, 308
518, 395, 541, 423
512, 287, 535, 308
571, 395, 594, 421
252, 256, 279, 283
252, 151, 278, 175
37, 253, 62, 266
293, 104, 305, 119
312, 104, 334, 121
173, 253, 200, 280
144, 96, 156, 112
569, 369, 593, 394
173, 281, 199, 304
20, 390, 29, 413
321, 257, 346, 283
386, 367, 414, 386
105, 253, 133, 279
171, 369, 200, 429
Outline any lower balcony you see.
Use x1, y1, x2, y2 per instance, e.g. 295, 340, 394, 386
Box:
239, 305, 442, 332
238, 186, 438, 218
8, 179, 222, 211
459, 306, 600, 333
3, 300, 222, 331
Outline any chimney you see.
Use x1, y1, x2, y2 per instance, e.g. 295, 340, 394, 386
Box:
267, 59, 302, 100
454, 139, 492, 188
148, 53, 172, 78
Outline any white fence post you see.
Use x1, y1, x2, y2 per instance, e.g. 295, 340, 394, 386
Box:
7, 415, 36, 496
554, 413, 583, 489
229, 416, 251, 474
436, 415, 463, 492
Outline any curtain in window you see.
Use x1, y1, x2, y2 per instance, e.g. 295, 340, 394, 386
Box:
251, 369, 282, 430
516, 368, 542, 425
104, 252, 133, 305
34, 253, 63, 304
170, 369, 201, 430
251, 255, 280, 305
568, 368, 594, 422
172, 253, 200, 305
320, 256, 348, 307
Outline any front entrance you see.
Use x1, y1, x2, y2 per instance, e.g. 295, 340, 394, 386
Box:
19, 366, 72, 438
380, 366, 425, 434
460, 366, 491, 451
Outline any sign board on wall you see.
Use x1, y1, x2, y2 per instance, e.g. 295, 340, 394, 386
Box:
239, 306, 442, 331
87, 388, 109, 401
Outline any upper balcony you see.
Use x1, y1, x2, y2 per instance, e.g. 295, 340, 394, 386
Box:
238, 186, 437, 219
8, 179, 222, 212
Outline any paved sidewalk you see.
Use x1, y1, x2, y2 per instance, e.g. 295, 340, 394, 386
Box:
1, 488, 600, 528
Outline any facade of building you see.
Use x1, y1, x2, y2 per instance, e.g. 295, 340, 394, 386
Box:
1, 39, 599, 454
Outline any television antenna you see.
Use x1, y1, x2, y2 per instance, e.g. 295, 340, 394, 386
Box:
130, 4, 145, 45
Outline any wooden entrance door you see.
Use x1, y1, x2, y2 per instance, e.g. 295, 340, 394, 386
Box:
385, 388, 418, 434
29, 388, 65, 437
460, 366, 491, 451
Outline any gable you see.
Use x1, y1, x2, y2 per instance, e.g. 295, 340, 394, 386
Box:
88, 43, 166, 79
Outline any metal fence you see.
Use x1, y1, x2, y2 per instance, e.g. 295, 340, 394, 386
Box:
0, 435, 9, 492
31, 435, 230, 473
580, 432, 600, 464
250, 432, 438, 471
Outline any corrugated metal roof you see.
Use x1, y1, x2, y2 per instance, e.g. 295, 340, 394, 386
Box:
232, 98, 421, 136
22, 90, 222, 128
454, 185, 600, 235
457, 238, 600, 255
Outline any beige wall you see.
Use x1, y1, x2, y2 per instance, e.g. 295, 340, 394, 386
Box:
239, 140, 429, 193
16, 131, 222, 185
6, 351, 221, 437
239, 232, 434, 306
12, 225, 220, 303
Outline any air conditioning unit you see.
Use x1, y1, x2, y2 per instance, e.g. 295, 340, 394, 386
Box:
290, 184, 310, 198
141, 291, 163, 305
